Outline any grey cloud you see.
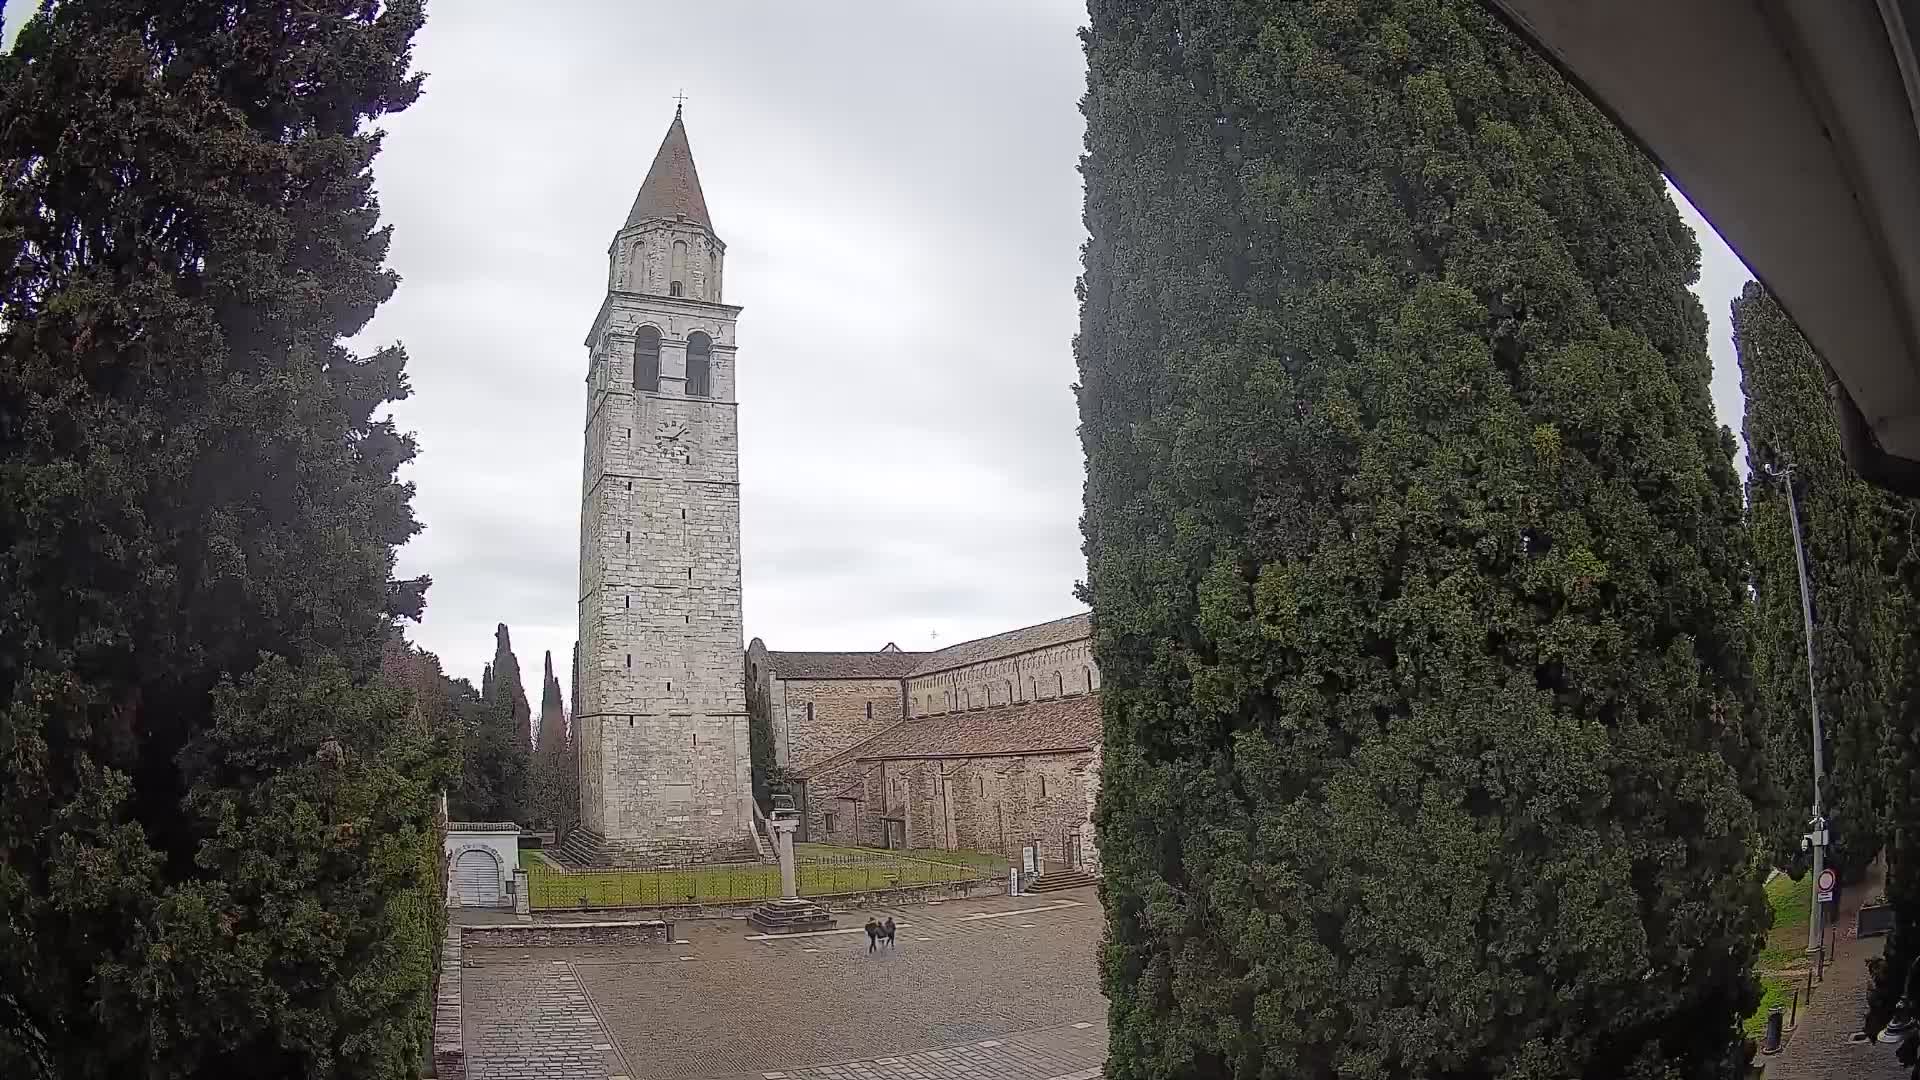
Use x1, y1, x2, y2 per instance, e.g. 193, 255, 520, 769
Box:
1, 0, 1755, 696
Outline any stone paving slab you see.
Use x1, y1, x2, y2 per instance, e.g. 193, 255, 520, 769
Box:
463, 960, 626, 1080
713, 1020, 1107, 1080
464, 887, 1106, 1080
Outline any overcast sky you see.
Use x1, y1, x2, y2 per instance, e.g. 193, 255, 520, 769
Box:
3, 1, 1753, 701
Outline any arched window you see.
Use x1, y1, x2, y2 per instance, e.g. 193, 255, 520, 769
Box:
686, 331, 711, 397
634, 325, 661, 392
1006, 679, 1013, 703
671, 240, 687, 296
670, 280, 684, 297
1056, 672, 1064, 697
1085, 666, 1093, 692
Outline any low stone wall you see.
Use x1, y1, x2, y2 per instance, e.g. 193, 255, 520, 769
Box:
462, 919, 674, 948
432, 927, 464, 1080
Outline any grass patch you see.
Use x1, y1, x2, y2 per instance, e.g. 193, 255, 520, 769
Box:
522, 845, 992, 910
1743, 973, 1795, 1038
900, 848, 1010, 872
1766, 872, 1813, 936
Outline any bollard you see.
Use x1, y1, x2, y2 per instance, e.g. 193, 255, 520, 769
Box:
1790, 988, 1799, 1030
1762, 1006, 1785, 1055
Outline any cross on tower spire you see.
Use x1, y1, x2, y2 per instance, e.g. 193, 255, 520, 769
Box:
673, 89, 688, 118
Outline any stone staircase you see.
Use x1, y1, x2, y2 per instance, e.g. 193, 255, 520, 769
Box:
746, 896, 837, 934
1025, 867, 1098, 893
748, 803, 774, 863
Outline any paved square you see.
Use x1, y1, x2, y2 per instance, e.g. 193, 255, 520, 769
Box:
463, 889, 1107, 1080
463, 961, 627, 1080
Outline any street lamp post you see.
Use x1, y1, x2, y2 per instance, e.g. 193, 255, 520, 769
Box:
1768, 461, 1829, 980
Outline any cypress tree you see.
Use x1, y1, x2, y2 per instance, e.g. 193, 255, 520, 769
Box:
487, 622, 533, 753
530, 650, 573, 831
538, 651, 566, 754
447, 625, 531, 822
1734, 284, 1920, 1033
1734, 282, 1902, 879
0, 1, 440, 1075
1870, 530, 1920, 1035
1076, 2, 1762, 1076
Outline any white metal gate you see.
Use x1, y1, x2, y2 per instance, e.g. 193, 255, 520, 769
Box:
454, 849, 501, 907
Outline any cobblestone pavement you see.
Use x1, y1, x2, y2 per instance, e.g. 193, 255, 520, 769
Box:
1762, 864, 1909, 1080
711, 1020, 1107, 1080
463, 958, 629, 1080
463, 889, 1107, 1080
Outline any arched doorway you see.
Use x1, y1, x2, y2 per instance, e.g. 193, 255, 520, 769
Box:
453, 848, 502, 907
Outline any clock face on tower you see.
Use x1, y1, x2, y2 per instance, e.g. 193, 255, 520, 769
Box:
654, 419, 691, 463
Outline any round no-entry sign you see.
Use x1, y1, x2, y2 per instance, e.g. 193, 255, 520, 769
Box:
1818, 868, 1838, 901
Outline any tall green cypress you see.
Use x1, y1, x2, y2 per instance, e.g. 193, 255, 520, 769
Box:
531, 650, 573, 832
1870, 530, 1920, 1035
1076, 2, 1762, 1076
1735, 284, 1920, 1033
1735, 282, 1902, 879
488, 622, 533, 754
477, 623, 531, 822
0, 1, 440, 1075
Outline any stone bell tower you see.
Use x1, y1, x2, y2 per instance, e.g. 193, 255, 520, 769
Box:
568, 107, 755, 866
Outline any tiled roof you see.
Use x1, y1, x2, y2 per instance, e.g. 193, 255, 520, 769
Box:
762, 613, 1092, 682
766, 650, 924, 680
447, 822, 521, 833
625, 113, 712, 230
906, 612, 1091, 677
793, 693, 1101, 778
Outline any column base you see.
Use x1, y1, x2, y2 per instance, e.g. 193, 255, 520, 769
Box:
747, 897, 837, 934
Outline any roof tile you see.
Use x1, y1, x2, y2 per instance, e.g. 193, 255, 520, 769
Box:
906, 612, 1091, 677
625, 113, 712, 230
765, 651, 923, 680
793, 694, 1101, 778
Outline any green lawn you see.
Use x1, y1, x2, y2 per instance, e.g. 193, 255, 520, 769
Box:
899, 848, 1010, 873
1741, 873, 1818, 1039
1743, 973, 1795, 1038
521, 844, 994, 910
1766, 872, 1814, 935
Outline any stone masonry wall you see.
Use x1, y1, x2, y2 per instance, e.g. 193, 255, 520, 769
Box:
905, 639, 1099, 719
848, 751, 1095, 867
433, 927, 464, 1080
771, 677, 905, 772
612, 218, 724, 303
462, 919, 674, 949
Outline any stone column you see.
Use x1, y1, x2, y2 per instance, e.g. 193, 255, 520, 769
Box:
748, 816, 834, 934
772, 820, 798, 899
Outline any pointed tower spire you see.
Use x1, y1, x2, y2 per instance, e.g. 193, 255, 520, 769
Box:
625, 112, 711, 231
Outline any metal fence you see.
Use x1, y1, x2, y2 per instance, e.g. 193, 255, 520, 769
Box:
524, 849, 996, 911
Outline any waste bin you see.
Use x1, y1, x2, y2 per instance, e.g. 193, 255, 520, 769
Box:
1762, 1006, 1784, 1055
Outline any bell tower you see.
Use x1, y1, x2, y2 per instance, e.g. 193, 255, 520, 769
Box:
570, 108, 754, 866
